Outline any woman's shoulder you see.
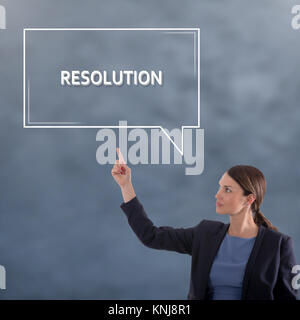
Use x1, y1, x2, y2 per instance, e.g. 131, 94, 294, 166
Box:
200, 218, 225, 226
197, 221, 293, 242
195, 219, 227, 233
263, 226, 293, 242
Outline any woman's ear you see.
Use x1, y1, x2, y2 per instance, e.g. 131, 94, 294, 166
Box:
247, 194, 256, 205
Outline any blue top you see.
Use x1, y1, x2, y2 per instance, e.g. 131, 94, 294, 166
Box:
207, 232, 257, 300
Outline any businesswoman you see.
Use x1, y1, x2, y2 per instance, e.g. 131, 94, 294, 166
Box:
112, 148, 298, 300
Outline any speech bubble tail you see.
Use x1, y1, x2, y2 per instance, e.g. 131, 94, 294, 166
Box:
160, 127, 184, 156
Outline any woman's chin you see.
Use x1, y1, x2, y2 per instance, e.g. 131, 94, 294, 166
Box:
216, 207, 226, 215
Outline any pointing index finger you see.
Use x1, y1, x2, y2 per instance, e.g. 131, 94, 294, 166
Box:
116, 148, 126, 165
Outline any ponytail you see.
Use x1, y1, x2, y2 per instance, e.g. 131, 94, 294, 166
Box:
254, 209, 278, 232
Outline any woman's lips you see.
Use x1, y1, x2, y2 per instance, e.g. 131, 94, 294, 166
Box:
216, 202, 223, 207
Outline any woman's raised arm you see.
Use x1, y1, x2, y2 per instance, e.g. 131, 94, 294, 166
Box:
112, 148, 200, 255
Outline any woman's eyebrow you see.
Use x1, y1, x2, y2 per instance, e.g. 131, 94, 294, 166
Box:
218, 182, 232, 188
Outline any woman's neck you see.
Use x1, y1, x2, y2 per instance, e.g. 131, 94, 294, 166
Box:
228, 209, 259, 238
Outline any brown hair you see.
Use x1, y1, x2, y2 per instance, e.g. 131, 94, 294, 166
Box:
227, 165, 278, 232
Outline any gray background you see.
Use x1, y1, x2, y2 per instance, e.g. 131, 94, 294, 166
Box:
0, 0, 299, 299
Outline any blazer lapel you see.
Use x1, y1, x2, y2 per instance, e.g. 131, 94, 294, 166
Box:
201, 222, 230, 297
241, 224, 266, 299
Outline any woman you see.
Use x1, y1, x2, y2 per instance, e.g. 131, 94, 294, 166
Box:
111, 148, 298, 300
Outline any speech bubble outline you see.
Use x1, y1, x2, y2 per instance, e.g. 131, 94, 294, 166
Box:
23, 27, 201, 156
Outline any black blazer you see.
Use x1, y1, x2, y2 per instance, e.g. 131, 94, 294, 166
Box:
120, 196, 299, 300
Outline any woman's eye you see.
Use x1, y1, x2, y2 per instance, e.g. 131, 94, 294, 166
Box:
217, 186, 231, 193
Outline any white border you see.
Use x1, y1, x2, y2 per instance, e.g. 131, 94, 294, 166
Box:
23, 28, 201, 155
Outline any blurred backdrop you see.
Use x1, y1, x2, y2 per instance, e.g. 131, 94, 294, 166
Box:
0, 0, 299, 299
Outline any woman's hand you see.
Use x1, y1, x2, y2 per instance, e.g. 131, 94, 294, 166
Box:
112, 148, 136, 203
111, 148, 131, 187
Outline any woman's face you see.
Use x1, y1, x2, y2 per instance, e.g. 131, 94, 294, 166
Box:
215, 172, 251, 215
